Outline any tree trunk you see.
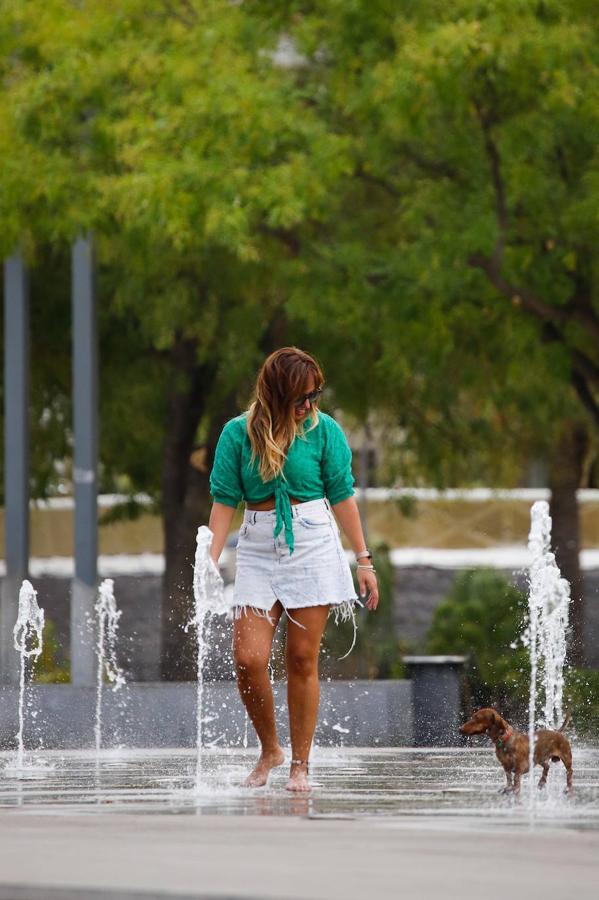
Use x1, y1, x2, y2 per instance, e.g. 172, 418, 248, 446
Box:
159, 314, 289, 679
548, 420, 589, 668
159, 340, 238, 680
160, 340, 210, 679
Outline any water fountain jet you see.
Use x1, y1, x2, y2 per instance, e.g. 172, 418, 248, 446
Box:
190, 526, 225, 790
525, 500, 571, 808
94, 578, 126, 755
12, 580, 45, 770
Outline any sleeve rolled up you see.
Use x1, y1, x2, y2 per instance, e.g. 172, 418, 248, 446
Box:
322, 418, 355, 505
209, 423, 243, 508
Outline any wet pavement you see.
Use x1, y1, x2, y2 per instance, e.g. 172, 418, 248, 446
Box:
1, 747, 599, 899
1, 745, 598, 831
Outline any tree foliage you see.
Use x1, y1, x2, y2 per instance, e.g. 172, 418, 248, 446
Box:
427, 568, 530, 712
4, 0, 595, 490
273, 0, 599, 472
2, 0, 599, 672
427, 567, 599, 734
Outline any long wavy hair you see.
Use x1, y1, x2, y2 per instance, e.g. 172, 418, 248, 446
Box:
246, 347, 324, 482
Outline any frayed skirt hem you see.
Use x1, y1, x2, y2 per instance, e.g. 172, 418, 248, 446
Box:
229, 596, 358, 619
228, 598, 361, 658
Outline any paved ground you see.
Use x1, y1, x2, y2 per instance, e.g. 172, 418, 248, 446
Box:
0, 812, 598, 900
1, 747, 598, 899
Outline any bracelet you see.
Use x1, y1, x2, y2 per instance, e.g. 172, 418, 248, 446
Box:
357, 564, 376, 573
355, 549, 372, 561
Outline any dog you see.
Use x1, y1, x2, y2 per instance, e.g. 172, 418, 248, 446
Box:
460, 707, 573, 796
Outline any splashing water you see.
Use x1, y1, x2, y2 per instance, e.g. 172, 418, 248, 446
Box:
190, 526, 225, 789
525, 501, 571, 807
95, 579, 126, 755
13, 580, 45, 769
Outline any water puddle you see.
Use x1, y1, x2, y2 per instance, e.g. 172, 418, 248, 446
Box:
1, 746, 597, 832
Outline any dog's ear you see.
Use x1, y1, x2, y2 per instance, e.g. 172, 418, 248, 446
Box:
488, 709, 504, 731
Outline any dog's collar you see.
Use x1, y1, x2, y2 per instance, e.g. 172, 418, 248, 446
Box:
495, 726, 514, 749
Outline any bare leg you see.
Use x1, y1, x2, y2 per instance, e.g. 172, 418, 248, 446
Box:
233, 603, 284, 787
284, 605, 329, 793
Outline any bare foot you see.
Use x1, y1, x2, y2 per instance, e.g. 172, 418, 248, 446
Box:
285, 762, 311, 793
243, 748, 285, 787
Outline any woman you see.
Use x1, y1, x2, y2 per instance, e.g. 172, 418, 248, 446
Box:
208, 347, 378, 792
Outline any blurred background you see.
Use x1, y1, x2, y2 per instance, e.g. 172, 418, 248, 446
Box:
1, 0, 598, 732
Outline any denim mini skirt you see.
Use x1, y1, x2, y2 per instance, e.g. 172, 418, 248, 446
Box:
232, 498, 358, 622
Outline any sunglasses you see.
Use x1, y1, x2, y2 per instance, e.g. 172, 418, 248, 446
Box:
294, 387, 324, 407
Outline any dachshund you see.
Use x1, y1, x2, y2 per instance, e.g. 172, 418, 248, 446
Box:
460, 707, 573, 796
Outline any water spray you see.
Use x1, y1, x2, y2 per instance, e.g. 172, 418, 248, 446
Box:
190, 526, 225, 790
13, 580, 45, 769
525, 501, 571, 808
94, 578, 126, 755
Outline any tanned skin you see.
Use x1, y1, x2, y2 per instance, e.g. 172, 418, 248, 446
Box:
460, 708, 573, 796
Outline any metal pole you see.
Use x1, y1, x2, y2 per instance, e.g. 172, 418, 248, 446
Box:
70, 234, 98, 686
1, 253, 30, 685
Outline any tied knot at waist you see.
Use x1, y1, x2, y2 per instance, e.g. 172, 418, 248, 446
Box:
273, 480, 295, 553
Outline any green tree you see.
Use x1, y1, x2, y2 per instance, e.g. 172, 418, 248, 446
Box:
34, 619, 69, 684
263, 0, 599, 662
3, 0, 599, 675
0, 0, 352, 676
427, 567, 599, 736
427, 568, 529, 713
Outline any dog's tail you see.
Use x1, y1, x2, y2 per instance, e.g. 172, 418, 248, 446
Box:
559, 709, 572, 732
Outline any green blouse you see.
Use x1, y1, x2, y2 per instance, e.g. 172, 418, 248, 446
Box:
209, 411, 355, 553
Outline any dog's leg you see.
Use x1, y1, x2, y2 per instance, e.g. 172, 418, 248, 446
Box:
513, 770, 522, 796
499, 771, 514, 795
499, 769, 514, 794
564, 760, 574, 796
559, 747, 574, 796
538, 762, 549, 789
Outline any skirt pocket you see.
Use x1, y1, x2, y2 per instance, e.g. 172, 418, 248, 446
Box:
297, 514, 332, 528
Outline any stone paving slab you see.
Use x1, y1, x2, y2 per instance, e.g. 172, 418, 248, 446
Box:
1, 746, 598, 899
0, 813, 598, 900
0, 888, 243, 900
2, 746, 598, 825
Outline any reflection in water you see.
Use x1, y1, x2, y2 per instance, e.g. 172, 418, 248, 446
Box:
1, 747, 598, 832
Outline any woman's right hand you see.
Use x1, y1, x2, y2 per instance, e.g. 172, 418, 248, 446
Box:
358, 568, 379, 611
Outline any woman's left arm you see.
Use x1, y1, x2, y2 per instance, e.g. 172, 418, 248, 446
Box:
332, 496, 379, 610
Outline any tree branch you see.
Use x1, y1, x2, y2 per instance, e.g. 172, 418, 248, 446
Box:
469, 98, 599, 426
258, 224, 301, 256
468, 253, 570, 326
472, 102, 599, 345
162, 0, 197, 27
393, 144, 460, 181
354, 165, 402, 199
570, 347, 599, 392
541, 320, 599, 391
471, 252, 599, 346
564, 263, 599, 344
571, 369, 599, 430
473, 100, 507, 268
